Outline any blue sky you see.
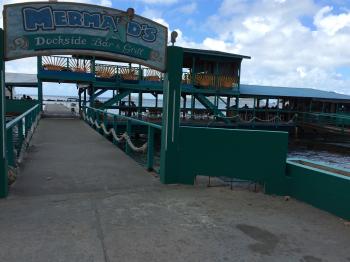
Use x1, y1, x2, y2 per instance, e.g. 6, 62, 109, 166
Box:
1, 0, 350, 96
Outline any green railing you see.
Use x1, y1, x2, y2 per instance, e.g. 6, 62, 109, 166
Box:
6, 104, 41, 168
82, 106, 161, 172
300, 112, 350, 132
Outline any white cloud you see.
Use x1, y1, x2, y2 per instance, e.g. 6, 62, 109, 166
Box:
314, 6, 350, 36
177, 2, 197, 15
202, 0, 350, 94
99, 0, 112, 7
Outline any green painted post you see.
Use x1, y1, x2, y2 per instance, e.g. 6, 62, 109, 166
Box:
160, 46, 187, 184
147, 126, 154, 171
138, 91, 142, 117
238, 62, 241, 91
37, 57, 43, 111
78, 91, 81, 113
226, 96, 230, 116
191, 56, 196, 85
0, 29, 8, 197
191, 95, 195, 119
6, 128, 15, 167
138, 64, 142, 80
91, 57, 95, 76
90, 87, 95, 107
125, 120, 131, 155
83, 88, 87, 107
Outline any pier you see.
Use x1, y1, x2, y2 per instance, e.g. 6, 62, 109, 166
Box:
1, 2, 350, 261
1, 105, 349, 261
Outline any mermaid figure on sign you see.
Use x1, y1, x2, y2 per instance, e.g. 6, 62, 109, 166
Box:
105, 8, 134, 43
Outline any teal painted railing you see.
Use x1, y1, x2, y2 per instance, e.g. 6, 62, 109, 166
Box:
6, 104, 41, 168
300, 112, 350, 132
82, 106, 161, 172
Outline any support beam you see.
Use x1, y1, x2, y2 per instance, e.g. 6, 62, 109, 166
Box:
91, 89, 108, 101
100, 90, 132, 109
37, 57, 43, 111
191, 95, 195, 119
138, 92, 142, 117
0, 29, 8, 198
78, 91, 82, 112
83, 88, 87, 107
194, 94, 228, 122
160, 46, 185, 184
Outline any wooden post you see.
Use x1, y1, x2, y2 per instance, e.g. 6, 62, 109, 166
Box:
191, 95, 195, 119
160, 46, 186, 184
37, 57, 43, 111
138, 91, 142, 118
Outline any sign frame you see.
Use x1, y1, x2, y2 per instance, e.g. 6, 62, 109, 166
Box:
3, 1, 168, 72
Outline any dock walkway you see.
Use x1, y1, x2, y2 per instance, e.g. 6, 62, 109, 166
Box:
0, 104, 349, 261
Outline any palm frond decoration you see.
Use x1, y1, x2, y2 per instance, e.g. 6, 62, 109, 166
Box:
120, 67, 138, 80
95, 64, 117, 78
69, 58, 91, 73
143, 68, 162, 81
42, 56, 67, 71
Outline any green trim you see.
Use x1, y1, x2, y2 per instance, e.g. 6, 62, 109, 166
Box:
0, 29, 8, 198
286, 160, 350, 220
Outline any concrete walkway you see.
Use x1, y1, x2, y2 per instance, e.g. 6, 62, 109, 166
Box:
0, 105, 350, 262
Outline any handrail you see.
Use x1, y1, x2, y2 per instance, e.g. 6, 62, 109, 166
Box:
6, 104, 39, 129
84, 106, 162, 130
5, 102, 41, 193
303, 112, 350, 120
83, 106, 160, 172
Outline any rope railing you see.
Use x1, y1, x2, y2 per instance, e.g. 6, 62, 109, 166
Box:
81, 107, 158, 171
82, 111, 148, 153
214, 113, 298, 124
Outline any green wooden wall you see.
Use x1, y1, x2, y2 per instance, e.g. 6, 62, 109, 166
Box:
6, 99, 38, 115
286, 160, 350, 220
178, 126, 289, 194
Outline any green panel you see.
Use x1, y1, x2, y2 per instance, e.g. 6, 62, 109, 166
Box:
286, 161, 350, 220
160, 46, 184, 184
178, 127, 289, 192
6, 99, 38, 115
